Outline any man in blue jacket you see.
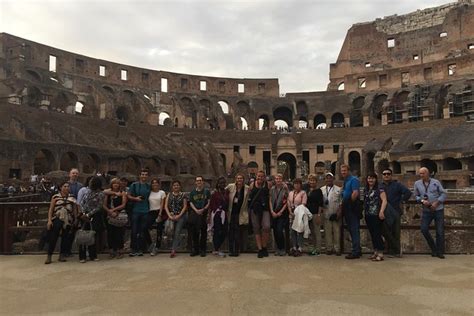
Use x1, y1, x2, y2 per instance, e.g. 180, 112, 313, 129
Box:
380, 168, 412, 258
414, 167, 447, 259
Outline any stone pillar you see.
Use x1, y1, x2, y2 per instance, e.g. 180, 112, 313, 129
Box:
363, 115, 370, 127
381, 113, 388, 125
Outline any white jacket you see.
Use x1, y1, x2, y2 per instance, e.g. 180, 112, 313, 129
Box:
291, 205, 313, 238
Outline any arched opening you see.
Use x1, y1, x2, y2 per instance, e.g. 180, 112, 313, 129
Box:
145, 158, 162, 175
366, 152, 375, 175
298, 117, 308, 129
116, 106, 129, 122
421, 159, 438, 175
314, 114, 327, 129
33, 149, 55, 175
277, 153, 297, 180
240, 117, 248, 130
443, 157, 462, 171
158, 112, 171, 126
337, 82, 345, 91
59, 152, 78, 172
350, 97, 364, 127
371, 94, 387, 125
348, 151, 361, 176
377, 159, 390, 174
258, 114, 270, 130
331, 112, 345, 128
174, 117, 179, 127
218, 101, 229, 114
27, 86, 42, 107
27, 70, 42, 82
124, 156, 141, 175
388, 91, 409, 124
165, 160, 178, 176
51, 92, 70, 113
247, 161, 259, 178
220, 153, 227, 173
123, 90, 134, 104
83, 153, 100, 174
314, 161, 325, 175
75, 101, 84, 114
392, 161, 402, 174
274, 119, 289, 130
273, 106, 293, 128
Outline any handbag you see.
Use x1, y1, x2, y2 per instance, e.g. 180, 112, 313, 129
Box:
75, 228, 96, 246
108, 210, 129, 227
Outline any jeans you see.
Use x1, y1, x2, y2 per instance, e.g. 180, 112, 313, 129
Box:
144, 211, 158, 248
343, 199, 361, 256
382, 214, 401, 255
291, 229, 303, 249
421, 209, 445, 255
272, 215, 288, 251
47, 218, 71, 256
172, 215, 187, 251
131, 212, 147, 252
365, 214, 384, 251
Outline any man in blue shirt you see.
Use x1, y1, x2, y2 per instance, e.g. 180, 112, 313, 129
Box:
127, 169, 151, 256
380, 168, 412, 257
341, 164, 361, 259
414, 167, 447, 259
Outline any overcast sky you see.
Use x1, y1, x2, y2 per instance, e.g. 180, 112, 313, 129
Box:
1, 0, 451, 93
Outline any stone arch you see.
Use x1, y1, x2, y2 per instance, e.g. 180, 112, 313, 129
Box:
83, 153, 100, 174
277, 152, 297, 180
165, 159, 178, 176
159, 112, 171, 126
350, 96, 364, 127
258, 114, 270, 130
392, 161, 402, 174
421, 158, 438, 175
51, 91, 71, 113
27, 86, 42, 107
218, 101, 230, 114
314, 114, 327, 129
33, 149, 55, 175
298, 116, 308, 129
116, 105, 129, 122
144, 157, 162, 175
377, 159, 390, 174
348, 151, 361, 176
273, 106, 293, 128
331, 112, 345, 128
443, 157, 462, 171
102, 85, 115, 96
26, 69, 42, 82
124, 156, 141, 175
388, 90, 410, 124
237, 101, 251, 129
337, 82, 345, 91
123, 89, 135, 103
60, 152, 79, 171
371, 94, 387, 126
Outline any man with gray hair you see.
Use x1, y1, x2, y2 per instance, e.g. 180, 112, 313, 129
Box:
414, 167, 447, 259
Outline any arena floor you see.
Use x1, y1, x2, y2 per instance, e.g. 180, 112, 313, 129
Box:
1, 254, 473, 315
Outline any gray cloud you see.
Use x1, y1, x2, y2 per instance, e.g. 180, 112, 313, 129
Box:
1, 0, 450, 92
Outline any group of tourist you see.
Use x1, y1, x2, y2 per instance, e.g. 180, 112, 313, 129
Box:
44, 164, 447, 264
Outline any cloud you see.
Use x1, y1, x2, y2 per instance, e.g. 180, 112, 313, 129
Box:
0, 0, 450, 92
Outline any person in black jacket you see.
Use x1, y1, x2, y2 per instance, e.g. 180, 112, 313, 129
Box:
380, 168, 412, 257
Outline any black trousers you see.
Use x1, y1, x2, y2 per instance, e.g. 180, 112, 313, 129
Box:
228, 212, 241, 254
212, 214, 227, 251
107, 223, 125, 251
47, 218, 71, 256
272, 215, 289, 251
382, 214, 401, 255
189, 212, 208, 253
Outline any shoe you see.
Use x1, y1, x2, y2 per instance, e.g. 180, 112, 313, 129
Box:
190, 251, 199, 257
308, 249, 320, 256
44, 255, 52, 264
92, 258, 100, 262
129, 252, 137, 257
279, 250, 287, 256
289, 248, 296, 256
345, 254, 361, 260
170, 250, 176, 258
368, 253, 377, 260
218, 251, 226, 258
437, 254, 445, 259
58, 255, 67, 262
295, 250, 302, 257
200, 251, 207, 257
371, 255, 384, 262
79, 259, 86, 263
257, 249, 264, 258
137, 252, 143, 257
262, 248, 269, 257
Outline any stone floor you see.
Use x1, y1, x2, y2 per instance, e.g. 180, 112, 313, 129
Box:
0, 254, 473, 315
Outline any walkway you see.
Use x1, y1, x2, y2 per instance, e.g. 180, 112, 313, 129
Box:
1, 254, 473, 315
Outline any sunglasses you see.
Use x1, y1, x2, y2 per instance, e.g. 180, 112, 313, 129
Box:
382, 173, 392, 176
